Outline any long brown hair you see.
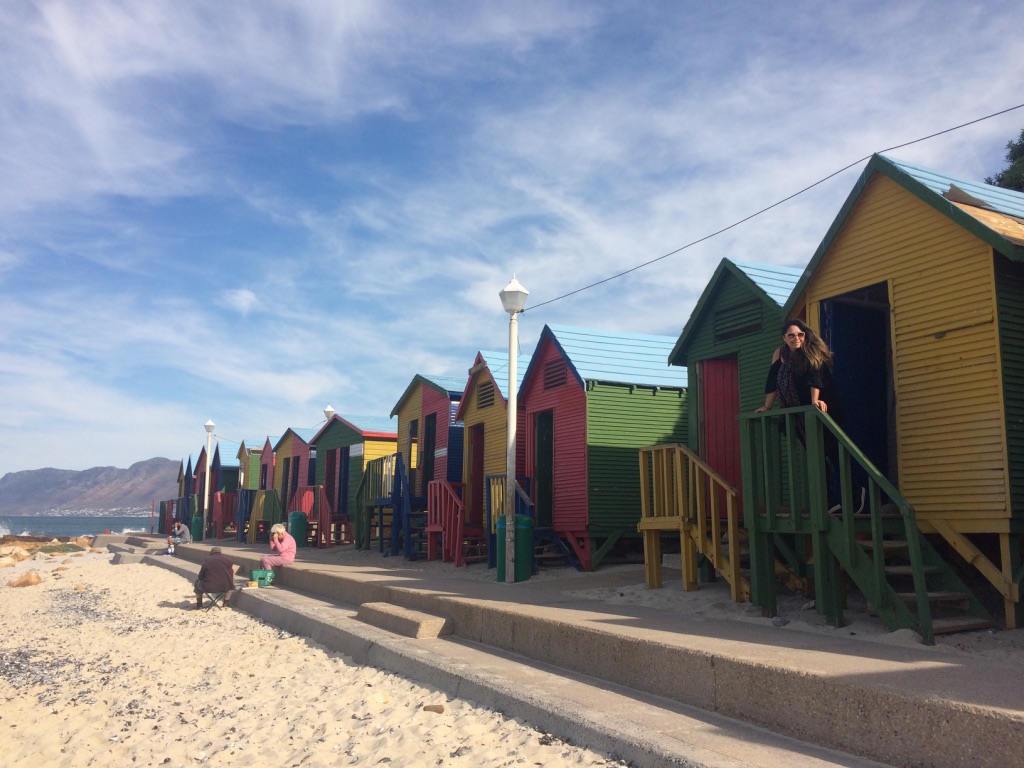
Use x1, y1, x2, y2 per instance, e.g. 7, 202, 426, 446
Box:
781, 318, 832, 371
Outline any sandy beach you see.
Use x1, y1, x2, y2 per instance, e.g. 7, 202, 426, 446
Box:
0, 544, 626, 768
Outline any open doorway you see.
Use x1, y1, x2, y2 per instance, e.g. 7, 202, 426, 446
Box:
819, 281, 895, 484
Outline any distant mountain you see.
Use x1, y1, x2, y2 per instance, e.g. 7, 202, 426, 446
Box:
0, 458, 179, 515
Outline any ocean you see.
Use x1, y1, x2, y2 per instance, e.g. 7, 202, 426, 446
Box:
0, 514, 158, 539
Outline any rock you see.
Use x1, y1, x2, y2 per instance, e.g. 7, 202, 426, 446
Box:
0, 556, 17, 568
11, 548, 32, 562
54, 567, 69, 572
74, 583, 87, 591
0, 545, 17, 556
33, 551, 52, 560
421, 704, 445, 714
11, 571, 44, 587
772, 617, 790, 627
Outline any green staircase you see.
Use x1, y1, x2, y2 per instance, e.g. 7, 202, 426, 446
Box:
740, 406, 991, 645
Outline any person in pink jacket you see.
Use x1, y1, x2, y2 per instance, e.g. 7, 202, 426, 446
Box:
259, 523, 296, 571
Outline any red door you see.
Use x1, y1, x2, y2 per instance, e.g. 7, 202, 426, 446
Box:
702, 358, 741, 515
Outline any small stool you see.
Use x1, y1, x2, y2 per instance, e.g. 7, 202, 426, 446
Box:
202, 592, 228, 611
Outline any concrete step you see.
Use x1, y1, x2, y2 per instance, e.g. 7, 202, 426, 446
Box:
357, 601, 452, 638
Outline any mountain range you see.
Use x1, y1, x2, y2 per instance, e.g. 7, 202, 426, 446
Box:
0, 458, 179, 515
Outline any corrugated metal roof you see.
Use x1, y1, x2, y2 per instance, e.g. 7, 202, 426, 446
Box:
420, 374, 466, 396
477, 350, 532, 400
886, 156, 1024, 219
545, 324, 687, 388
730, 260, 802, 307
340, 414, 396, 435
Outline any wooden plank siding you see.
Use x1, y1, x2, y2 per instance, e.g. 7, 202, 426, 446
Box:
460, 373, 511, 509
996, 253, 1024, 515
521, 336, 589, 530
422, 385, 460, 488
796, 173, 1013, 527
396, 395, 423, 490
258, 439, 275, 491
313, 419, 398, 520
585, 382, 687, 537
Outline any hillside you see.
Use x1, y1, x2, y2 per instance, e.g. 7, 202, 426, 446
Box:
0, 458, 179, 515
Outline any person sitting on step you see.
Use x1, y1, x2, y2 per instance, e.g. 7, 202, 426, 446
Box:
259, 523, 296, 573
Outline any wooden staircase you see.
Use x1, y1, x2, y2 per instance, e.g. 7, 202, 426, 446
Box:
741, 406, 992, 644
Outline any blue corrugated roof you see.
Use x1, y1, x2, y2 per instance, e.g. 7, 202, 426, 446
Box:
886, 156, 1024, 219
478, 350, 532, 400
730, 260, 802, 307
340, 414, 396, 435
420, 374, 467, 395
544, 324, 687, 388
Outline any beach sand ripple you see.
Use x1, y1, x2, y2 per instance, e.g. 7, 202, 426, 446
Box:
0, 554, 625, 767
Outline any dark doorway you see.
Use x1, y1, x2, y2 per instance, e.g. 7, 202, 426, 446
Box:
820, 282, 895, 483
534, 410, 554, 527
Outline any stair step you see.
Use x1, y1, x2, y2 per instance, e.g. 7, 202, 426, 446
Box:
895, 590, 970, 605
931, 615, 995, 635
859, 539, 908, 551
884, 565, 940, 576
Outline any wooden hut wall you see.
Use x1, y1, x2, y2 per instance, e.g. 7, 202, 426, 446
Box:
396, 389, 424, 492
521, 337, 588, 530
258, 441, 274, 491
239, 450, 261, 491
351, 436, 399, 511
585, 382, 688, 537
679, 272, 786, 453
422, 385, 456, 489
460, 370, 508, 518
274, 433, 312, 510
795, 173, 1011, 529
996, 252, 1024, 515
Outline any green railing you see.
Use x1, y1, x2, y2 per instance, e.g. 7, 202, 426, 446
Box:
740, 405, 940, 642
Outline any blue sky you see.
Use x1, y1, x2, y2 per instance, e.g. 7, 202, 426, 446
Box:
2, 1, 1023, 473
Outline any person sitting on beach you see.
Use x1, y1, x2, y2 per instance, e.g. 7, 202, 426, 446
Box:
194, 547, 238, 609
167, 520, 192, 548
259, 523, 296, 572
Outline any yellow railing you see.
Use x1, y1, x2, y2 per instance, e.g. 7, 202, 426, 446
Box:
638, 443, 748, 602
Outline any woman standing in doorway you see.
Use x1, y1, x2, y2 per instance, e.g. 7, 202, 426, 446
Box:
756, 318, 834, 416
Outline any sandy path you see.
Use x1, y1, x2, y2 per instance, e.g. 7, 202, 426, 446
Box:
0, 553, 624, 768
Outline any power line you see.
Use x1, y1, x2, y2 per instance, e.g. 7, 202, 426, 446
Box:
525, 102, 1024, 313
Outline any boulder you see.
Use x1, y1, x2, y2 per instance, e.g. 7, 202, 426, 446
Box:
0, 556, 17, 568
11, 571, 43, 587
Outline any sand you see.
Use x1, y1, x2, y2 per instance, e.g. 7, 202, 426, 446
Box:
0, 549, 626, 768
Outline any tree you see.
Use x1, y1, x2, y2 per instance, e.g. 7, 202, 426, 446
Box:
986, 128, 1024, 192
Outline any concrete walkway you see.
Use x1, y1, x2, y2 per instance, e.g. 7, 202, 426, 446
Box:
102, 535, 1024, 768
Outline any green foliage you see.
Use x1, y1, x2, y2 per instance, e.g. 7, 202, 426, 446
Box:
39, 543, 86, 553
986, 128, 1024, 192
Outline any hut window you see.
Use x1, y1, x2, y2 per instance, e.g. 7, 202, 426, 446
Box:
544, 359, 567, 390
477, 381, 495, 409
714, 301, 762, 342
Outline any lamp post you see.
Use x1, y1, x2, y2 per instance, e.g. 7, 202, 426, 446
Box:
499, 275, 529, 583
323, 404, 336, 422
202, 419, 215, 541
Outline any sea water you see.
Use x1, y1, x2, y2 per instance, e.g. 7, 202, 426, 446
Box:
0, 514, 156, 539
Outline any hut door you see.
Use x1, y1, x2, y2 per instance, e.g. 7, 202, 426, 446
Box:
281, 458, 291, 509
470, 424, 484, 526
820, 283, 894, 482
338, 447, 350, 517
534, 410, 554, 528
701, 357, 742, 513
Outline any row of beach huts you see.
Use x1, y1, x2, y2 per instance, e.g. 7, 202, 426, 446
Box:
163, 154, 1024, 644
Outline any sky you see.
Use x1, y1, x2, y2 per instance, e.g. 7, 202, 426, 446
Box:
2, 1, 1023, 474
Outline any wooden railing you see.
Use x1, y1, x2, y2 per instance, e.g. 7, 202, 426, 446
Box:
740, 405, 990, 644
354, 454, 397, 550
426, 480, 465, 561
637, 444, 747, 602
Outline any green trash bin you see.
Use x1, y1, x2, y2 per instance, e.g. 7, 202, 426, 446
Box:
288, 511, 308, 548
495, 514, 533, 583
189, 515, 203, 543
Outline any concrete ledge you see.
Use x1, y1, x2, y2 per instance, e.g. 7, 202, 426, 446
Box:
110, 553, 145, 565
357, 601, 452, 638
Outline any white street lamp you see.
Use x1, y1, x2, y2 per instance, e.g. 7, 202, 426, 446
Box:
499, 275, 528, 583
202, 419, 215, 541
324, 404, 336, 422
